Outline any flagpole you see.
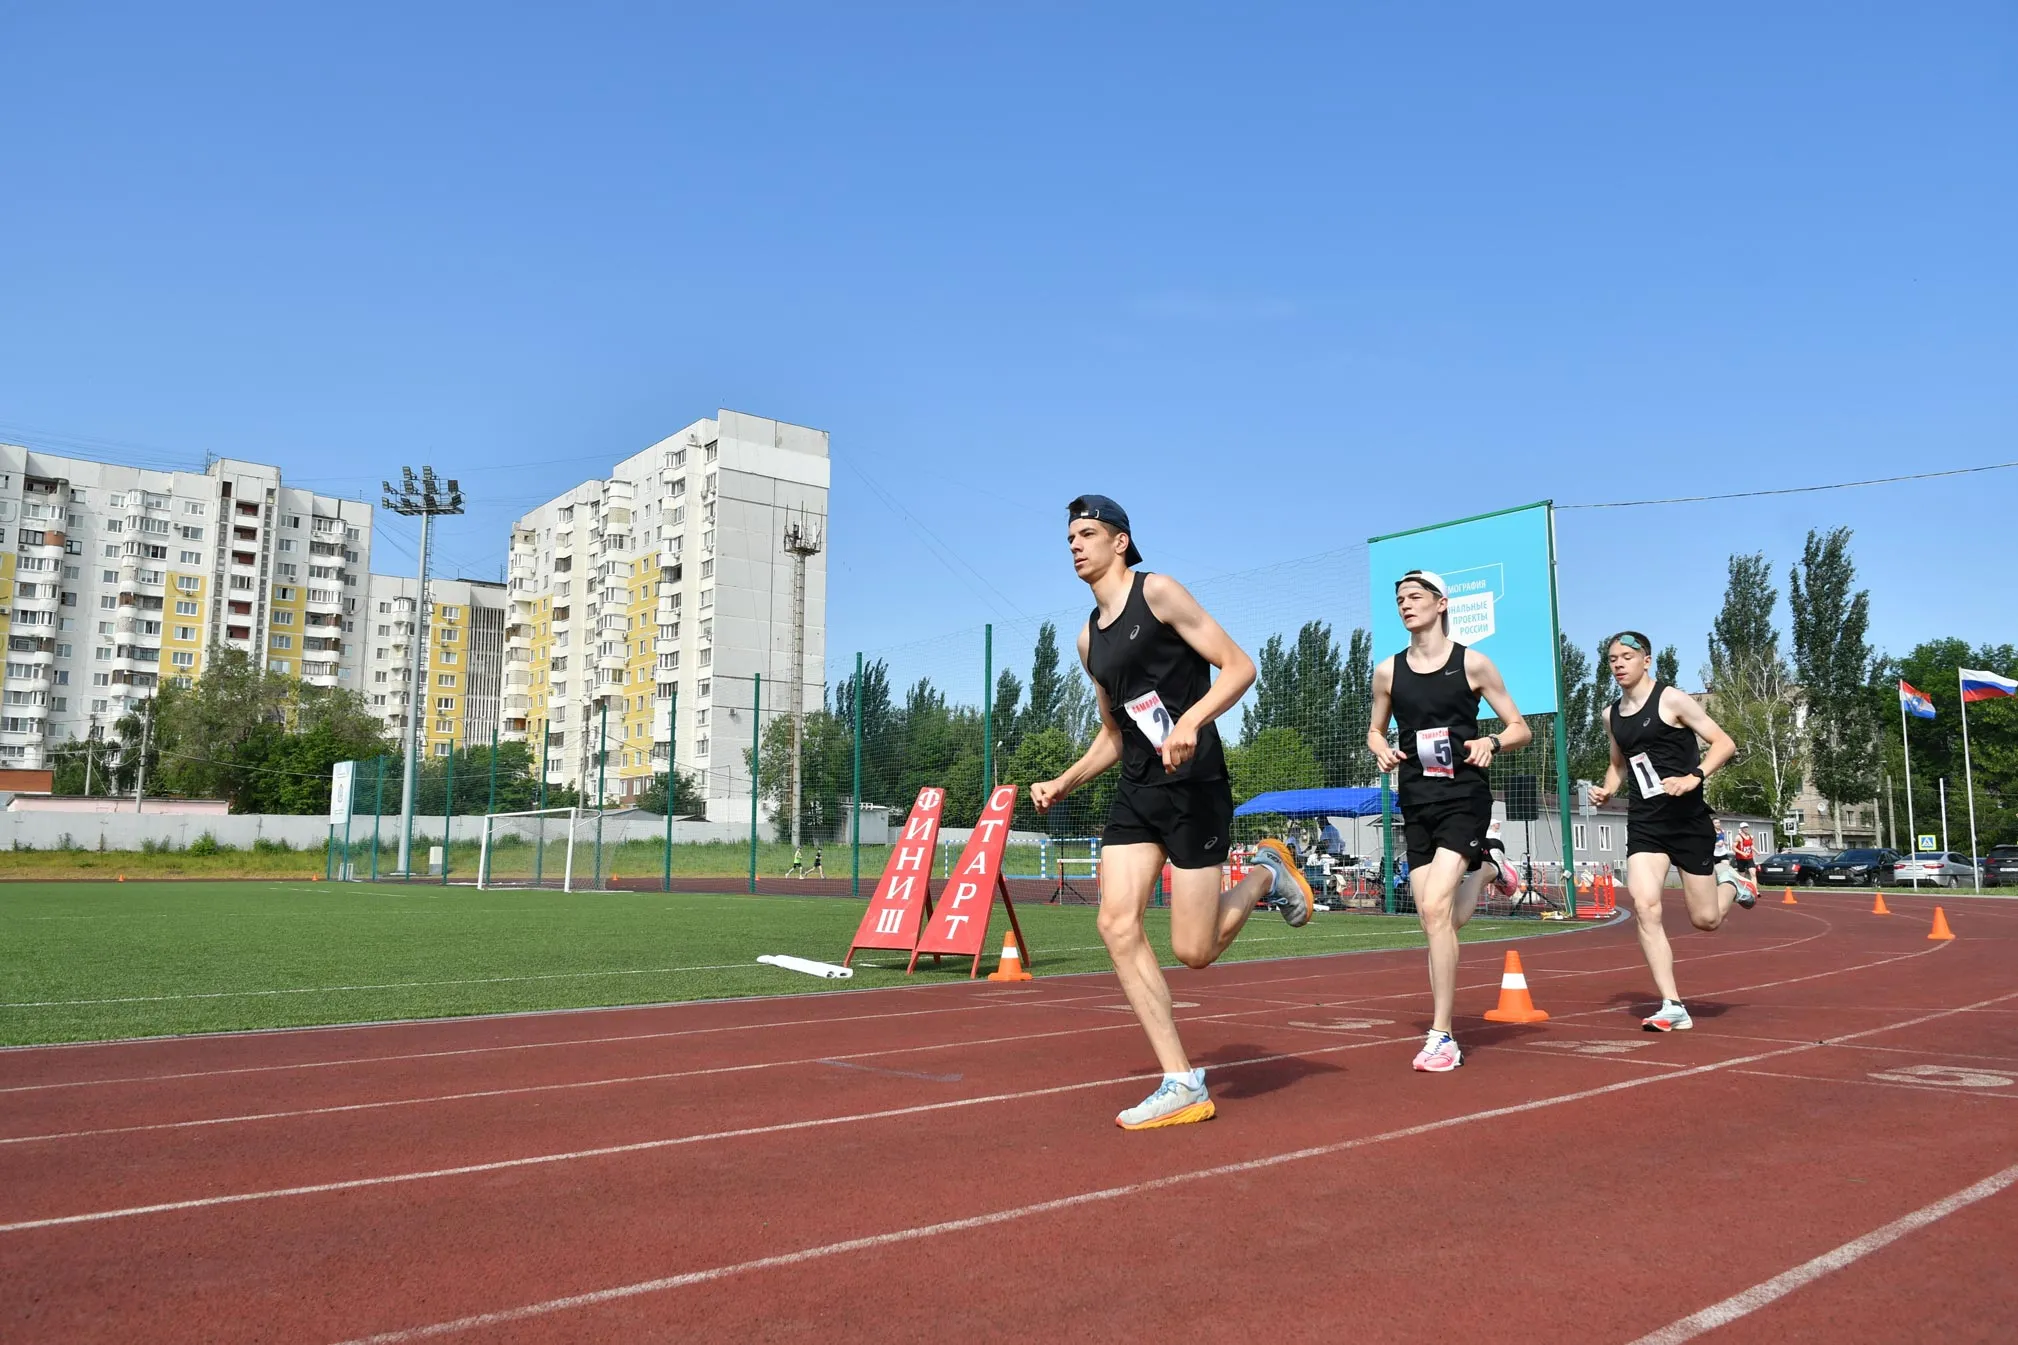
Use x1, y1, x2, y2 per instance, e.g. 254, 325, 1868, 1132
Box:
1900, 690, 1919, 890
1960, 667, 1980, 893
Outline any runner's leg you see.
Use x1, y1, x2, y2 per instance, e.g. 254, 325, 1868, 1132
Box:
1626, 851, 1682, 1002
1412, 848, 1473, 1034
1097, 842, 1190, 1075
1168, 864, 1274, 968
1679, 868, 1734, 930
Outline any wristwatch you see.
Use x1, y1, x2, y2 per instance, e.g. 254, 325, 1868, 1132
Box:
1488, 734, 1502, 754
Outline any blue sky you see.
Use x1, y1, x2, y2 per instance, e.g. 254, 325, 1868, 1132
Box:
2, 4, 2012, 698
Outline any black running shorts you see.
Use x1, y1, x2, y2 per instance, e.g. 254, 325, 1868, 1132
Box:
1402, 791, 1490, 873
1627, 814, 1717, 876
1732, 855, 1755, 875
1103, 776, 1233, 870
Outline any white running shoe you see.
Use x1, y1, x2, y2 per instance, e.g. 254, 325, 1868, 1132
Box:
1412, 1031, 1463, 1073
1642, 1000, 1694, 1032
1116, 1068, 1214, 1130
1717, 862, 1758, 909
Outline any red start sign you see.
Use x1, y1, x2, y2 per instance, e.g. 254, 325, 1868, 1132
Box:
843, 786, 945, 967
911, 784, 1030, 977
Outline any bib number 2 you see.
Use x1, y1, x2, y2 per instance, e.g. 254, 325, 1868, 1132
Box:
1125, 691, 1175, 748
1416, 726, 1455, 778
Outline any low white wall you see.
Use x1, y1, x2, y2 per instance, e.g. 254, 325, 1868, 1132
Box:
0, 810, 889, 852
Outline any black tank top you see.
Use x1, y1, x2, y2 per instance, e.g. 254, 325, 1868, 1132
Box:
1084, 572, 1225, 786
1389, 642, 1489, 805
1608, 681, 1711, 824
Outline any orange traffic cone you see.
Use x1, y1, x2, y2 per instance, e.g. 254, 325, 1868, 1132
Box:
1482, 950, 1549, 1023
1928, 907, 1955, 941
1872, 892, 1891, 915
1781, 888, 1798, 905
987, 928, 1032, 982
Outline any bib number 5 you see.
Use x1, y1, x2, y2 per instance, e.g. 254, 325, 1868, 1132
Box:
1416, 726, 1455, 779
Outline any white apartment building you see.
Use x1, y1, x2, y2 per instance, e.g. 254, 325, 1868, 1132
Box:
503, 411, 829, 814
0, 446, 372, 768
361, 574, 508, 757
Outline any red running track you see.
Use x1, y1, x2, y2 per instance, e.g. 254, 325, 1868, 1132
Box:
3, 890, 2015, 1343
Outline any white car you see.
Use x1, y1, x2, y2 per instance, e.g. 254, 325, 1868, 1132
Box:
1892, 851, 1976, 888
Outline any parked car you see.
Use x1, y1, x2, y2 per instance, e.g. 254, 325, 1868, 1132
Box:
1984, 845, 2018, 888
1757, 852, 1832, 886
1892, 851, 1977, 888
1819, 848, 1900, 886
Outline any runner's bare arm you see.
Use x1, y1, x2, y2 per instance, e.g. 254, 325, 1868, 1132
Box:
1662, 686, 1735, 794
1141, 573, 1255, 770
1366, 657, 1404, 772
1029, 625, 1121, 812
1462, 649, 1533, 767
1588, 720, 1626, 807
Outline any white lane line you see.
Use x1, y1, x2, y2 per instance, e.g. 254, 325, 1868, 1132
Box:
0, 1021, 1142, 1146
11, 988, 2011, 1241
0, 963, 765, 1009
324, 993, 2018, 1345
1624, 1162, 2018, 1345
1731, 1069, 2018, 1101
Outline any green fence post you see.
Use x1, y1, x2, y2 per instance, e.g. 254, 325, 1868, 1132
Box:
1545, 504, 1578, 916
535, 718, 548, 886
1381, 771, 1396, 915
371, 755, 385, 882
325, 824, 335, 881
982, 624, 993, 797
851, 652, 863, 899
441, 747, 454, 885
596, 700, 608, 889
674, 685, 690, 895
749, 673, 761, 895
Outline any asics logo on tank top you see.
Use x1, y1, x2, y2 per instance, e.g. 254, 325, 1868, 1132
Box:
1129, 625, 1140, 640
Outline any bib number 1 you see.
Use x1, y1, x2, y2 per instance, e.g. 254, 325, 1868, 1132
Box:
1629, 752, 1663, 799
1124, 690, 1175, 748
1416, 726, 1455, 779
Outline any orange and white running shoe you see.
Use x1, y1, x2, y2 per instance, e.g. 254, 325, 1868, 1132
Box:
1642, 1001, 1694, 1031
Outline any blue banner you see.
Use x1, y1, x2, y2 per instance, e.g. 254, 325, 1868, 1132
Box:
1368, 503, 1560, 714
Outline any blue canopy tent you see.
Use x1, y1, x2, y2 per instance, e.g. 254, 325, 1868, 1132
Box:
1233, 787, 1387, 819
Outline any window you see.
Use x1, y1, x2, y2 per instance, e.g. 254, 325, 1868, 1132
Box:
374, 670, 388, 684
277, 562, 298, 578
277, 538, 295, 553
92, 671, 110, 684
176, 576, 200, 593
99, 595, 117, 610
270, 634, 293, 650
700, 559, 713, 579
442, 605, 461, 620
230, 575, 254, 591
696, 708, 710, 728
436, 696, 455, 712
434, 742, 452, 757
437, 673, 457, 687
173, 626, 195, 641
698, 679, 710, 699
269, 659, 291, 673
185, 501, 205, 515
1573, 824, 1587, 850
440, 627, 459, 642
1598, 824, 1614, 852
171, 651, 195, 668
175, 600, 197, 615
704, 442, 717, 463
109, 494, 124, 507
179, 550, 201, 564
275, 586, 295, 601
284, 515, 302, 528
103, 544, 118, 559
695, 735, 709, 757
699, 647, 711, 667
440, 650, 458, 664
271, 610, 294, 625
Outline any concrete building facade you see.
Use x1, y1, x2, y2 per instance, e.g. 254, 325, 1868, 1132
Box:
503, 411, 828, 814
0, 445, 372, 768
362, 575, 509, 757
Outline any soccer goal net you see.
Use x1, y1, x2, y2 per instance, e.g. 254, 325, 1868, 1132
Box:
476, 807, 605, 891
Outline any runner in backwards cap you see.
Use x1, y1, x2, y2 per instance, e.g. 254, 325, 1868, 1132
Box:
1031, 495, 1315, 1130
1367, 569, 1530, 1073
1587, 631, 1757, 1031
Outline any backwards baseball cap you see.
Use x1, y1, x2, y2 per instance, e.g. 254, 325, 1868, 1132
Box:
1395, 569, 1447, 598
1068, 494, 1142, 565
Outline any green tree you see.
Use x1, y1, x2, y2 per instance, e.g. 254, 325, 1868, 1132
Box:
1560, 634, 1612, 784
1874, 640, 2018, 850
1656, 645, 1680, 686
990, 668, 1024, 757
1703, 553, 1803, 822
1022, 622, 1067, 736
1228, 725, 1324, 801
1244, 621, 1366, 786
1789, 527, 1877, 846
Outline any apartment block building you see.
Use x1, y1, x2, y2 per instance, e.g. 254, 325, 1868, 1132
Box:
361, 574, 508, 757
503, 411, 828, 814
0, 445, 372, 768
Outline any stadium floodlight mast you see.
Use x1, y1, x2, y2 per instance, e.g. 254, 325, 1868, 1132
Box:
381, 466, 464, 877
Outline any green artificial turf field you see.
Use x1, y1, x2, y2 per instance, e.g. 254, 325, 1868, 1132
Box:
0, 880, 1579, 1044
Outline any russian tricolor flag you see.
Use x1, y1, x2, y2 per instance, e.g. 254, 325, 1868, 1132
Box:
1900, 681, 1936, 719
1961, 668, 2017, 703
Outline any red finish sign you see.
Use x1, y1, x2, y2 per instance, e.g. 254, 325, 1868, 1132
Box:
911, 784, 1030, 977
843, 786, 944, 966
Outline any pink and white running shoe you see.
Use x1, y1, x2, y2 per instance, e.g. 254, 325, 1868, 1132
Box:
1488, 849, 1520, 899
1412, 1031, 1463, 1073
